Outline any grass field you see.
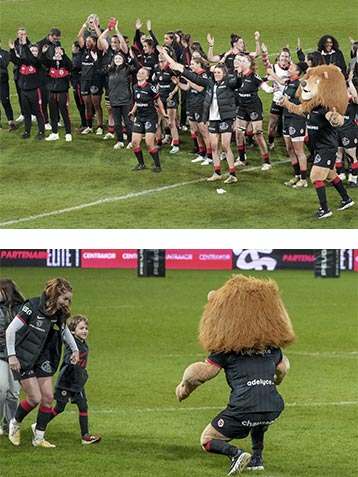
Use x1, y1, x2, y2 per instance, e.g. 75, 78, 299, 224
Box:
0, 0, 357, 228
0, 267, 357, 476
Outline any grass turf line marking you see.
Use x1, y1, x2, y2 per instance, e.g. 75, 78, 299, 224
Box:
0, 159, 290, 227
88, 401, 358, 414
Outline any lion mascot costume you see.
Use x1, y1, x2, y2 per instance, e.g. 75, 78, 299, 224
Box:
176, 274, 296, 476
279, 64, 354, 219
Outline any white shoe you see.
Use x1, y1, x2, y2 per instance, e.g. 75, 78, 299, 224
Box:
126, 142, 133, 149
15, 114, 24, 123
201, 158, 213, 165
220, 152, 226, 161
96, 127, 103, 135
162, 134, 171, 145
31, 115, 37, 122
207, 173, 222, 182
179, 125, 188, 131
261, 163, 272, 171
81, 127, 93, 135
170, 146, 180, 154
292, 179, 308, 189
8, 418, 21, 446
103, 132, 114, 140
65, 134, 72, 142
338, 172, 346, 181
113, 142, 124, 149
32, 438, 56, 448
45, 123, 52, 131
191, 155, 205, 163
234, 159, 247, 166
268, 142, 275, 150
58, 121, 64, 127
31, 423, 36, 436
45, 133, 59, 141
224, 175, 238, 184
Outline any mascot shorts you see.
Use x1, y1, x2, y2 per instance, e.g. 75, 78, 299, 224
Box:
211, 409, 282, 439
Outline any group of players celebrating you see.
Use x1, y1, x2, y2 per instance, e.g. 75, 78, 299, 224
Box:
1, 16, 357, 213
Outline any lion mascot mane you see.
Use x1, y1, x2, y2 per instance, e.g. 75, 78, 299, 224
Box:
281, 64, 348, 126
176, 274, 296, 401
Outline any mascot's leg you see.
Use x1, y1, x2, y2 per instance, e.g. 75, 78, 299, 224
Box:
201, 423, 251, 475
250, 425, 268, 463
327, 169, 354, 209
310, 165, 332, 218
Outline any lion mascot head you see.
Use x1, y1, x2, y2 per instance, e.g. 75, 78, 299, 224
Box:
293, 64, 348, 115
199, 274, 296, 354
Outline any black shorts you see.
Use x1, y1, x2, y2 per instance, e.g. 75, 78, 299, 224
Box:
208, 119, 234, 134
133, 115, 158, 134
187, 110, 204, 123
237, 101, 263, 122
283, 116, 306, 139
337, 126, 358, 149
12, 358, 55, 381
54, 387, 87, 404
211, 409, 282, 439
313, 149, 337, 169
81, 78, 103, 96
270, 101, 283, 116
162, 95, 179, 110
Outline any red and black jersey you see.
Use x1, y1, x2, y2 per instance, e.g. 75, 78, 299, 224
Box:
238, 70, 264, 105
152, 63, 177, 100
55, 337, 88, 393
340, 98, 358, 130
41, 53, 72, 92
133, 81, 159, 117
10, 44, 42, 90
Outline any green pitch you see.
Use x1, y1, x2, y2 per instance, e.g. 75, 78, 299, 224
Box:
0, 0, 357, 228
0, 267, 357, 476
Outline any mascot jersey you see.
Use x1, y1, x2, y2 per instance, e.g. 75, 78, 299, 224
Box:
207, 348, 284, 414
306, 106, 338, 151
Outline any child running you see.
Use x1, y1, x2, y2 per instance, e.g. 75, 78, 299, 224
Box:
46, 314, 101, 444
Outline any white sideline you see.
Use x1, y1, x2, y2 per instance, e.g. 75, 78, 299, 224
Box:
89, 401, 358, 415
0, 160, 290, 227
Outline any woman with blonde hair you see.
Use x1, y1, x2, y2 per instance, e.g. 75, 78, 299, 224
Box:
6, 278, 79, 448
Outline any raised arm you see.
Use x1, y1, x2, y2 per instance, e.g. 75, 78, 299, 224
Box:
207, 33, 221, 63
77, 21, 87, 48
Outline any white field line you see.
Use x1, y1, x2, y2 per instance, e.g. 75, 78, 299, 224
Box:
0, 160, 290, 227
87, 401, 358, 415
164, 351, 358, 359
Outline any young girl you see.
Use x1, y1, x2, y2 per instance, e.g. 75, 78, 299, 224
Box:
6, 278, 79, 448
46, 315, 101, 444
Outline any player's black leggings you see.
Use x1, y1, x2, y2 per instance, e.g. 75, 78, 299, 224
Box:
21, 88, 45, 135
48, 91, 71, 134
111, 103, 132, 142
0, 81, 14, 121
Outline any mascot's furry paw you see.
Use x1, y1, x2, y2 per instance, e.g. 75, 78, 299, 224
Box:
277, 94, 289, 108
274, 355, 290, 385
176, 362, 221, 401
325, 108, 344, 127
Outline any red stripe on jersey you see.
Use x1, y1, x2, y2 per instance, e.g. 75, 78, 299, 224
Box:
49, 67, 70, 79
16, 314, 27, 324
20, 64, 37, 75
206, 358, 222, 369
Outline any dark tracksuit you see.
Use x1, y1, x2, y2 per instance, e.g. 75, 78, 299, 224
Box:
107, 59, 138, 142
41, 53, 72, 134
10, 45, 45, 136
12, 38, 31, 114
0, 48, 14, 123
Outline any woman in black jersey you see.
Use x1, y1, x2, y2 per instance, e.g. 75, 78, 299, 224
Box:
235, 54, 274, 170
129, 67, 167, 172
77, 24, 104, 135
268, 62, 309, 188
153, 46, 180, 154
6, 278, 79, 448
